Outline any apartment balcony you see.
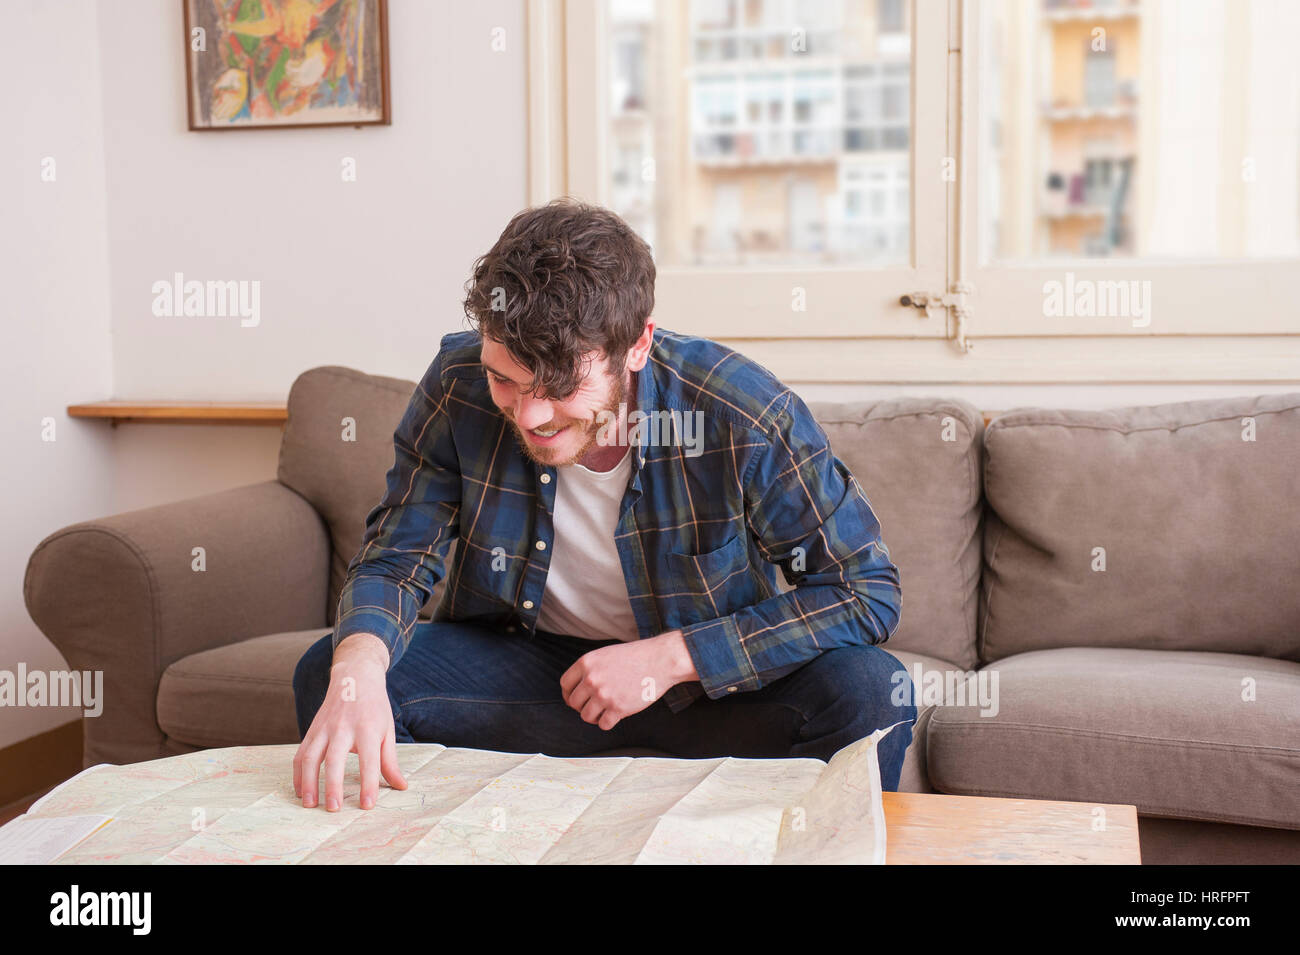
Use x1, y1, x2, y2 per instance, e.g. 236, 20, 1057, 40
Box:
1042, 102, 1136, 122
693, 126, 907, 166
1042, 2, 1141, 23
690, 26, 846, 65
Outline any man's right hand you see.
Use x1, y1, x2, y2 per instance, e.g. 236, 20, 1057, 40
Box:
293, 633, 408, 811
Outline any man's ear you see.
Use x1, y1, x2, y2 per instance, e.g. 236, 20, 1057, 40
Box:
624, 319, 655, 373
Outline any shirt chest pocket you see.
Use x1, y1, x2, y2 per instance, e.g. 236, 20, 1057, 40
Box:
665, 533, 753, 602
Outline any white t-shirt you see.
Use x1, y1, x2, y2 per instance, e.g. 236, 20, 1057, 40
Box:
536, 447, 640, 641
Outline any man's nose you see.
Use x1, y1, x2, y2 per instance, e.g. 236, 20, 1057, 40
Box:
514, 393, 555, 430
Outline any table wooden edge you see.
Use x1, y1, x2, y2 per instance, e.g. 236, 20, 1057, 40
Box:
883, 791, 1142, 865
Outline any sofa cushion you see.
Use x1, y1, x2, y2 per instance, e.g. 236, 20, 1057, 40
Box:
980, 392, 1300, 663
926, 647, 1300, 830
158, 630, 322, 747
809, 399, 984, 671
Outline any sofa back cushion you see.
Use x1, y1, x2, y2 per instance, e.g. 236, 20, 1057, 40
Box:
277, 366, 446, 625
809, 399, 984, 670
980, 392, 1300, 664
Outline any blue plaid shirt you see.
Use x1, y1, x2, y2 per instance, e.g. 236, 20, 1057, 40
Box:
334, 327, 901, 713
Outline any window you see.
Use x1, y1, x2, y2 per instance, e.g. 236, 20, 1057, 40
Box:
566, 0, 934, 314
532, 0, 1300, 382
974, 0, 1300, 349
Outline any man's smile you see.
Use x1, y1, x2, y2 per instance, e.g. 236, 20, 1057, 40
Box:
525, 423, 569, 444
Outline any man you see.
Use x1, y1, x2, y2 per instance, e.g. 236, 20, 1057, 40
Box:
292, 198, 915, 813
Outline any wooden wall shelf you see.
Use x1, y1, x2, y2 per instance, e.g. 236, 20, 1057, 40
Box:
67, 401, 288, 427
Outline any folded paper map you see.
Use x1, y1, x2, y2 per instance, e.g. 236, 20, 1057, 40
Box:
2, 721, 903, 865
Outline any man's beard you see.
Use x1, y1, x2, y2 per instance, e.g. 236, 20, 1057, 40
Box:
507, 370, 629, 468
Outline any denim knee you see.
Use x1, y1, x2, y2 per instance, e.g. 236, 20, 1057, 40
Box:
872, 646, 918, 728
813, 645, 916, 727
859, 646, 917, 788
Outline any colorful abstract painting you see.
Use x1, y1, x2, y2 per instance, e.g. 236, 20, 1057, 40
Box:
185, 0, 389, 129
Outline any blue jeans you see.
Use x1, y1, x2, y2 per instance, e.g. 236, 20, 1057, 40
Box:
293, 621, 916, 791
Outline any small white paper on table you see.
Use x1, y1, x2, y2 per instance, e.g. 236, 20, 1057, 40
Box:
0, 814, 114, 864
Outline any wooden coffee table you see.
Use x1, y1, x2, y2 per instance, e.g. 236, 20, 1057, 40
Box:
883, 791, 1141, 864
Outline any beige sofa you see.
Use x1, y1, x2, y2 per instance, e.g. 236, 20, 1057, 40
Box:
25, 366, 1300, 864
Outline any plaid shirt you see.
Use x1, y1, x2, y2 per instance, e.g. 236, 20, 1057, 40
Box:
334, 327, 901, 713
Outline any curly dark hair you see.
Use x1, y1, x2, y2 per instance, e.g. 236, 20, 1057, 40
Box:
461, 197, 656, 400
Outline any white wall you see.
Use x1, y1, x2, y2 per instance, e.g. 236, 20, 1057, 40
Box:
1, 0, 527, 751
1, 0, 115, 750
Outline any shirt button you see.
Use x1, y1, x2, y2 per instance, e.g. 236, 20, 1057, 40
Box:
726, 686, 738, 693
540, 473, 551, 484
522, 600, 534, 610
535, 540, 546, 551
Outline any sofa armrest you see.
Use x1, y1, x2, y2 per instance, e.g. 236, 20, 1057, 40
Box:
23, 479, 331, 767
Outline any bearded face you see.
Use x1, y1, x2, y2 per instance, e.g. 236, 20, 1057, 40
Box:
481, 337, 632, 469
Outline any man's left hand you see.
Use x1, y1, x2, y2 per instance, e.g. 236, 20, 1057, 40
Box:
559, 629, 698, 730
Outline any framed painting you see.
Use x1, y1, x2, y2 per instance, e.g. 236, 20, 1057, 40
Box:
183, 0, 390, 130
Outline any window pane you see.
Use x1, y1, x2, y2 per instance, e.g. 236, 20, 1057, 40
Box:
606, 0, 912, 267
979, 0, 1300, 261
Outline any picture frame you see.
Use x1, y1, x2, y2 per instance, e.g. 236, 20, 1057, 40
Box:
183, 0, 390, 131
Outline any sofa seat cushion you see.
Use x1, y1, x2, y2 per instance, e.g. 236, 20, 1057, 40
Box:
158, 630, 322, 747
927, 647, 1300, 830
